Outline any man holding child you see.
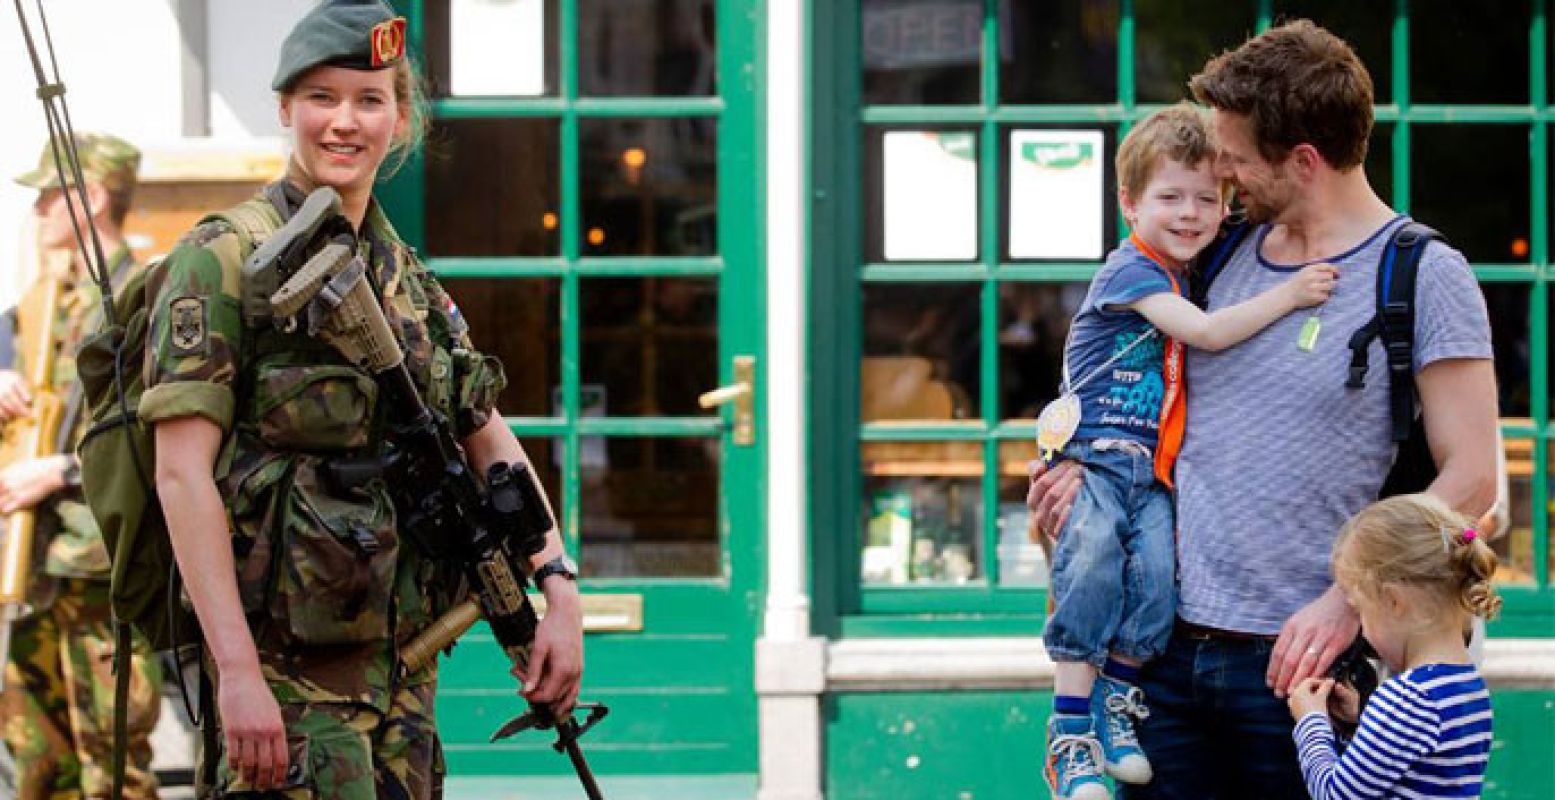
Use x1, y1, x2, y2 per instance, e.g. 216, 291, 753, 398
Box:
1029, 19, 1498, 800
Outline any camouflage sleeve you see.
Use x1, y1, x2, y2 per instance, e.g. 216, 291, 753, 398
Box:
416, 266, 507, 438
139, 222, 247, 431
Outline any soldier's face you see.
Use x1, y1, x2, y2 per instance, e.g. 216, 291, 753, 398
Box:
32, 186, 95, 251
280, 66, 407, 199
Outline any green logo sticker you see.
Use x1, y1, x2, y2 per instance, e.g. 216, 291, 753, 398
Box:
936, 132, 977, 161
1021, 141, 1095, 169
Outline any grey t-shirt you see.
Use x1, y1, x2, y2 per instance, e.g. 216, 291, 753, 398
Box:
1175, 216, 1493, 634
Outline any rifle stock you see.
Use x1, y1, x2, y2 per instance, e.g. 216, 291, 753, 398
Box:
0, 273, 67, 690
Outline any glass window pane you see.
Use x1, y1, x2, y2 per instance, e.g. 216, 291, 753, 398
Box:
423, 0, 559, 97
1272, 2, 1393, 103
998, 282, 1088, 420
1495, 436, 1538, 586
1367, 122, 1393, 209
1412, 0, 1529, 105
861, 0, 984, 105
861, 282, 981, 421
426, 119, 560, 256
580, 277, 718, 416
1483, 284, 1532, 419
860, 449, 984, 585
1004, 126, 1116, 261
578, 0, 717, 96
864, 127, 980, 262
579, 437, 720, 577
1411, 125, 1529, 264
1000, 0, 1119, 104
440, 277, 560, 418
579, 118, 718, 256
996, 439, 1048, 587
1135, 0, 1255, 104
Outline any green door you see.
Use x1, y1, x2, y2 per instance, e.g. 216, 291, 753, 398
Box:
382, 0, 764, 778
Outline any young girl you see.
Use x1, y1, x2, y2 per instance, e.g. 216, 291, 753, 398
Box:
1287, 494, 1499, 800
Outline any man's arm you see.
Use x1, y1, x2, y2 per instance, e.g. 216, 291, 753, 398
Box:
1269, 358, 1498, 697
1417, 357, 1499, 516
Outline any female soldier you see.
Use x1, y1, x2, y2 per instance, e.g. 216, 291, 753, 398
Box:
140, 1, 584, 795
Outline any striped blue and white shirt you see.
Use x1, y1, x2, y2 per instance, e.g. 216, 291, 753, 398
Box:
1294, 663, 1492, 800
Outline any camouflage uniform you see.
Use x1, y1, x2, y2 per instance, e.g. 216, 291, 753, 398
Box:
2, 135, 162, 800
142, 185, 504, 799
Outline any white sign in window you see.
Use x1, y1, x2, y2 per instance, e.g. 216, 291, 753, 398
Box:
1008, 130, 1105, 260
451, 0, 546, 97
883, 131, 978, 261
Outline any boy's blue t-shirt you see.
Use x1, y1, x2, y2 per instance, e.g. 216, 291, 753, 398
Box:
1064, 238, 1184, 446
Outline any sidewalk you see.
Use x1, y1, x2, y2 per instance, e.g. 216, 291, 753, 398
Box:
445, 774, 757, 800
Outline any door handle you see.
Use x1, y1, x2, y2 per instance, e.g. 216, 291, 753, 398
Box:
698, 355, 755, 446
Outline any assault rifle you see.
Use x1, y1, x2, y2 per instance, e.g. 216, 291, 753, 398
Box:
266, 188, 608, 799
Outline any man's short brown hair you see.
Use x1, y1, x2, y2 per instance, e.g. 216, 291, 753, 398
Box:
1116, 102, 1218, 199
1189, 19, 1373, 170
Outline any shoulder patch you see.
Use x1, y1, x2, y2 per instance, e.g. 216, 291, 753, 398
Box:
169, 295, 209, 356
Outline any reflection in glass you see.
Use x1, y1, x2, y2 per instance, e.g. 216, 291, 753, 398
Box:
578, 0, 716, 96
1411, 0, 1528, 105
1001, 0, 1119, 104
1135, 0, 1254, 103
439, 278, 560, 418
580, 277, 718, 416
996, 439, 1048, 587
422, 0, 558, 97
1366, 123, 1393, 209
861, 283, 981, 420
579, 437, 720, 577
861, 0, 986, 105
1273, 1, 1392, 103
579, 118, 718, 256
426, 119, 560, 256
1494, 437, 1541, 586
998, 282, 1088, 419
1482, 285, 1532, 419
860, 449, 983, 585
1411, 125, 1529, 264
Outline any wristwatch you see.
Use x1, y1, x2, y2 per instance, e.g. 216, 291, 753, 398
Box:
532, 555, 578, 589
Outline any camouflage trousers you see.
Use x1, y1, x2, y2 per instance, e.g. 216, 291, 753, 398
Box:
205, 680, 443, 799
0, 578, 162, 800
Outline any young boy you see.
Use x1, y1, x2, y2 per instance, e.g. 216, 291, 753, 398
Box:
1041, 103, 1337, 800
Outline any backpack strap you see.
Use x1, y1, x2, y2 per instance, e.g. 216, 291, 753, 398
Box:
1189, 214, 1254, 308
1343, 220, 1442, 443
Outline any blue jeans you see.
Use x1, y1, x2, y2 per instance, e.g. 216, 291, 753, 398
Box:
1120, 629, 1307, 800
1043, 440, 1175, 667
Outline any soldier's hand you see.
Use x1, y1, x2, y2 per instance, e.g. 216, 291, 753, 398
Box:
218, 667, 289, 791
517, 582, 584, 717
0, 455, 70, 512
0, 370, 30, 420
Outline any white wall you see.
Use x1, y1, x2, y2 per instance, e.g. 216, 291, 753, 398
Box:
0, 0, 312, 306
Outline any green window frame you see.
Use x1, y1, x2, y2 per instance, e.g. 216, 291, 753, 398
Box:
812, 0, 1553, 638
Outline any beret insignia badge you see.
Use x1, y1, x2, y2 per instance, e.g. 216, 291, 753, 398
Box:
371, 17, 406, 68
169, 296, 208, 356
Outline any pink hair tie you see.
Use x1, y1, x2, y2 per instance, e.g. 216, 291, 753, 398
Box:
1462, 527, 1478, 543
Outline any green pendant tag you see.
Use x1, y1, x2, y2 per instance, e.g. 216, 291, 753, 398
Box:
1298, 315, 1322, 352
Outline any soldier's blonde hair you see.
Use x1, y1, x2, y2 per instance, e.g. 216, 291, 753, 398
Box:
1333, 493, 1503, 622
384, 56, 431, 179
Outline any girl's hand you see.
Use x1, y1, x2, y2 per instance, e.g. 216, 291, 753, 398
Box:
1287, 676, 1335, 720
1329, 681, 1361, 724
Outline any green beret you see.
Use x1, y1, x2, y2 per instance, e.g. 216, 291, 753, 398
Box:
14, 132, 141, 192
271, 0, 406, 93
